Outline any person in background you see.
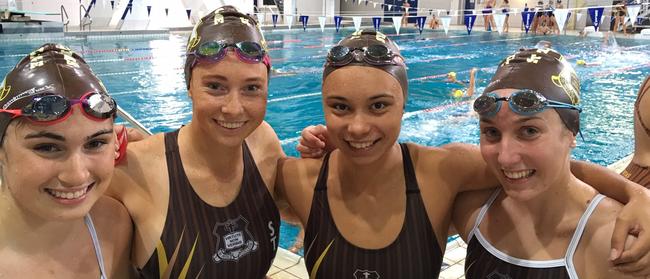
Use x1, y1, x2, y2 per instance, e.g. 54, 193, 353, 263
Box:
483, 0, 497, 31
613, 0, 628, 34
501, 0, 511, 32
429, 14, 440, 29
621, 75, 650, 188
447, 68, 478, 99
531, 0, 546, 33
0, 43, 132, 278
402, 1, 411, 27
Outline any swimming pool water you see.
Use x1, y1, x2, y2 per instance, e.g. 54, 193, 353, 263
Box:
1, 28, 649, 251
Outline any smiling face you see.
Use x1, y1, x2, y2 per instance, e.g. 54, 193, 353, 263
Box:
0, 106, 115, 221
322, 66, 404, 165
479, 89, 576, 201
188, 51, 268, 147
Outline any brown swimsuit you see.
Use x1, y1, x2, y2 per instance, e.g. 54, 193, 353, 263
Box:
621, 77, 650, 188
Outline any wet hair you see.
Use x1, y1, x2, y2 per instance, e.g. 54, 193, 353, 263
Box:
0, 43, 108, 144
483, 43, 581, 135
184, 5, 268, 89
323, 30, 409, 102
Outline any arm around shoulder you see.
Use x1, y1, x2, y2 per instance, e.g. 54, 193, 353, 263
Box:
276, 156, 323, 225
580, 199, 639, 279
451, 188, 496, 241
435, 142, 498, 193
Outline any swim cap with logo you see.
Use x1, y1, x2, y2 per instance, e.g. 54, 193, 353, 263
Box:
323, 30, 408, 101
0, 43, 109, 144
184, 5, 269, 89
483, 43, 581, 135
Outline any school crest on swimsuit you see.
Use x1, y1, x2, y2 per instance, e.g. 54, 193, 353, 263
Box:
212, 216, 259, 263
353, 269, 380, 279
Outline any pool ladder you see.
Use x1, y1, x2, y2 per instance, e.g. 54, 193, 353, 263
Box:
80, 4, 92, 31
60, 5, 69, 32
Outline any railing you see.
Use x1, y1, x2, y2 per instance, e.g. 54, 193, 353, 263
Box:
117, 107, 153, 136
60, 5, 69, 31
79, 4, 92, 31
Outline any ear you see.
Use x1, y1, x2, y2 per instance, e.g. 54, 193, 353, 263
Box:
567, 132, 577, 148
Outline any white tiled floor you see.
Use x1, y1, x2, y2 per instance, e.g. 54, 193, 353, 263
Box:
267, 156, 632, 279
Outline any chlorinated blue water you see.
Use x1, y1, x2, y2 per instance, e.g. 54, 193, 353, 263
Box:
1, 28, 649, 252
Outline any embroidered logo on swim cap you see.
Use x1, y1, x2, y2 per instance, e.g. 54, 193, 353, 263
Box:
187, 18, 203, 51
239, 17, 252, 26
350, 29, 363, 39
214, 13, 225, 25
375, 32, 387, 43
503, 54, 516, 65
0, 82, 10, 102
63, 53, 80, 68
551, 66, 580, 104
526, 54, 541, 64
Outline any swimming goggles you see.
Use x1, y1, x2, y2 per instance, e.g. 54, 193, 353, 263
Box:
326, 44, 404, 67
190, 41, 268, 65
473, 90, 582, 118
0, 92, 117, 124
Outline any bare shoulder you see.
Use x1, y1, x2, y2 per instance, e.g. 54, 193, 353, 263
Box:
245, 121, 285, 192
409, 142, 487, 190
452, 188, 496, 241
411, 142, 480, 166
246, 120, 284, 160
90, 196, 134, 278
277, 156, 324, 224
279, 156, 323, 192
90, 195, 132, 226
579, 197, 636, 279
89, 196, 132, 240
107, 133, 166, 198
126, 132, 167, 166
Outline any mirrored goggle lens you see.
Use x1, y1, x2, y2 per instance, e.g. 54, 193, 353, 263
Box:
473, 95, 497, 114
236, 42, 264, 58
84, 93, 116, 118
328, 45, 351, 62
197, 41, 224, 57
365, 44, 391, 61
28, 95, 69, 121
511, 91, 544, 113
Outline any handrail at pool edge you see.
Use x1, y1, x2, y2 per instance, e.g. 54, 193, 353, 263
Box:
117, 106, 153, 136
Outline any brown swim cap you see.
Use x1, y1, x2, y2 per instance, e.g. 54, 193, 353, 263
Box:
323, 30, 408, 101
484, 45, 581, 135
0, 43, 109, 144
184, 5, 269, 89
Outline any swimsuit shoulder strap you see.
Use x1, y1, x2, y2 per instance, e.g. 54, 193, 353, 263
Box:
84, 214, 107, 279
468, 188, 501, 241
565, 194, 606, 279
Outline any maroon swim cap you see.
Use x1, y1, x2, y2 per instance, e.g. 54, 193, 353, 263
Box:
184, 5, 269, 89
0, 43, 108, 144
484, 45, 581, 135
323, 30, 408, 101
